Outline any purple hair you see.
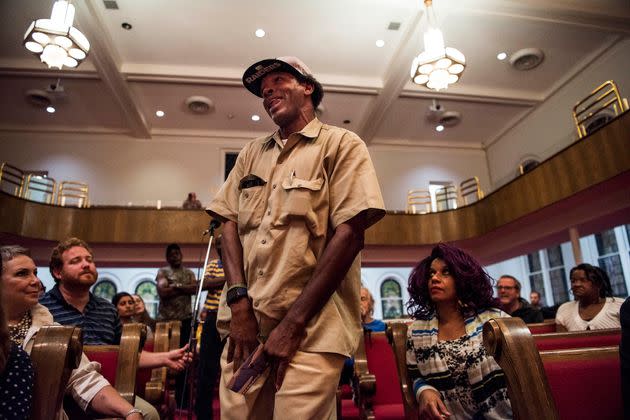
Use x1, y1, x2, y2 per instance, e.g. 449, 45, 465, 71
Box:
407, 243, 499, 320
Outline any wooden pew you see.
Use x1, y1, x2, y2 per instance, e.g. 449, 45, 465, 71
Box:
83, 323, 146, 403
534, 328, 621, 351
143, 321, 179, 419
354, 330, 405, 419
484, 317, 623, 419
29, 325, 83, 420
541, 346, 621, 419
483, 317, 559, 419
387, 323, 418, 419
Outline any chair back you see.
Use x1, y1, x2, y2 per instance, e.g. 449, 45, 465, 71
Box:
29, 325, 83, 420
406, 189, 431, 214
572, 80, 628, 139
23, 174, 56, 204
459, 176, 484, 205
58, 180, 90, 208
84, 323, 145, 403
527, 320, 557, 334
386, 323, 418, 418
0, 162, 25, 197
534, 328, 621, 351
435, 184, 457, 211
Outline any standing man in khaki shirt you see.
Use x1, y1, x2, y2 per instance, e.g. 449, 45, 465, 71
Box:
206, 56, 385, 419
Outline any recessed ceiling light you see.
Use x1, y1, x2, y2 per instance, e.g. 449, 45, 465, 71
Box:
156, 110, 165, 117
46, 106, 55, 113
121, 22, 132, 30
375, 39, 385, 48
255, 29, 265, 38
497, 52, 507, 61
435, 124, 444, 132
251, 114, 261, 121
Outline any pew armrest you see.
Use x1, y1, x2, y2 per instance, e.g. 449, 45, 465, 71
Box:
30, 325, 83, 420
386, 323, 418, 418
483, 317, 559, 420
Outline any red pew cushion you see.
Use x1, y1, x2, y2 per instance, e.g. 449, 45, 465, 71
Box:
543, 354, 621, 419
364, 333, 403, 406
536, 332, 621, 351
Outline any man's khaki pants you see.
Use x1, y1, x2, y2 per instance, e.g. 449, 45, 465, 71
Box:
218, 341, 346, 420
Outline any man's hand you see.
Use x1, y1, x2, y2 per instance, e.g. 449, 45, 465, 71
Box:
227, 298, 259, 371
418, 389, 451, 419
163, 343, 192, 371
263, 318, 306, 391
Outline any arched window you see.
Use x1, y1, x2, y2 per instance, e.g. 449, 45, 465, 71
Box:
92, 279, 117, 302
135, 280, 159, 318
380, 278, 403, 320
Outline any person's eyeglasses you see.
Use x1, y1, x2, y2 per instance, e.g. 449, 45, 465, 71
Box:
495, 286, 516, 291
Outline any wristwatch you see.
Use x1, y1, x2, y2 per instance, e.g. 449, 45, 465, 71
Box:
226, 286, 248, 305
125, 408, 145, 418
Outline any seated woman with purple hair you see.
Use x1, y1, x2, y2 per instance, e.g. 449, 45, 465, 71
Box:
406, 243, 512, 420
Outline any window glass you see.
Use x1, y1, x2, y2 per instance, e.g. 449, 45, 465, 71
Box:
546, 246, 569, 304
92, 279, 117, 302
595, 229, 619, 255
380, 279, 403, 320
527, 252, 542, 272
529, 273, 546, 304
598, 255, 627, 297
135, 280, 159, 318
549, 268, 569, 303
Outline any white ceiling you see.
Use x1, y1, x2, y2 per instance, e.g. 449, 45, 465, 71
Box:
0, 0, 628, 148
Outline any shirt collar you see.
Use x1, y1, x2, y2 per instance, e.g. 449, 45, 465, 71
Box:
263, 117, 323, 145
47, 284, 96, 312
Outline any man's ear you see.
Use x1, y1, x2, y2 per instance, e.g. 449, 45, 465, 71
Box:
302, 81, 314, 96
52, 268, 62, 282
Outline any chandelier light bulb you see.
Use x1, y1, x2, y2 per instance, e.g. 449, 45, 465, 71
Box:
411, 0, 466, 91
23, 0, 90, 70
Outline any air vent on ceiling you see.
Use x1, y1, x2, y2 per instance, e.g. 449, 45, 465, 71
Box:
185, 96, 215, 114
388, 22, 401, 31
509, 48, 544, 71
438, 111, 462, 127
103, 0, 119, 10
25, 89, 53, 108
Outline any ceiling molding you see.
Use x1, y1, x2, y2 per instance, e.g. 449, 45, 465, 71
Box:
399, 89, 540, 107
0, 68, 99, 79
0, 125, 129, 135
356, 10, 423, 144
456, 1, 630, 35
73, 0, 151, 139
369, 138, 484, 151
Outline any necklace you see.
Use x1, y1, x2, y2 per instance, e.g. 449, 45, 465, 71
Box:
8, 311, 32, 346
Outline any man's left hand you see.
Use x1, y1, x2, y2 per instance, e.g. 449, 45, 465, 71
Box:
263, 319, 306, 391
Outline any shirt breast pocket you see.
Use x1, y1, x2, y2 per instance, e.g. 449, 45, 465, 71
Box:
238, 174, 267, 233
278, 176, 323, 227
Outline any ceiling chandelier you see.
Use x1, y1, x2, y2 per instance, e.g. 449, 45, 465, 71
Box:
410, 0, 465, 91
23, 0, 90, 70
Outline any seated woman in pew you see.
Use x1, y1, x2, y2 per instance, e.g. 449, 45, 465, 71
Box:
406, 243, 512, 420
0, 262, 34, 420
556, 263, 623, 331
132, 293, 156, 333
114, 292, 155, 343
0, 245, 148, 420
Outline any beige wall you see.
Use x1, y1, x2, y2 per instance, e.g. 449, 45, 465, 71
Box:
487, 38, 630, 189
